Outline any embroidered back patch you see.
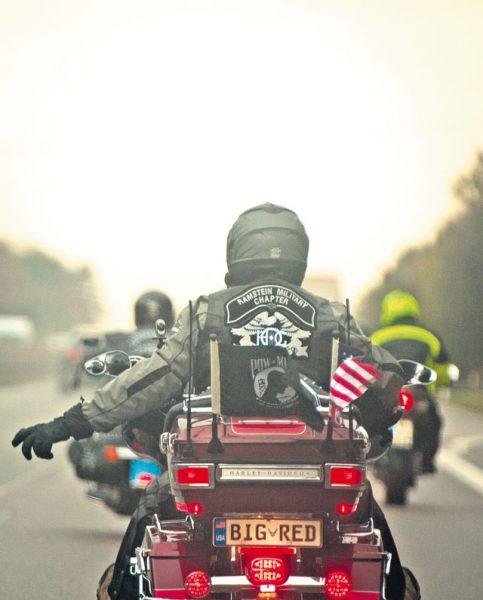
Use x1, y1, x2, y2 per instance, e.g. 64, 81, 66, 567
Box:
226, 285, 316, 358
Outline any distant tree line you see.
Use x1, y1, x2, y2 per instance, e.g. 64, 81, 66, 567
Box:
357, 151, 483, 377
0, 242, 101, 337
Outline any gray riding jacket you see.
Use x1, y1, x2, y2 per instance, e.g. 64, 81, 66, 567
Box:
82, 281, 402, 435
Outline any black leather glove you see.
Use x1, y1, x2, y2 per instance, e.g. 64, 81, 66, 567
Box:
12, 402, 95, 460
12, 418, 71, 460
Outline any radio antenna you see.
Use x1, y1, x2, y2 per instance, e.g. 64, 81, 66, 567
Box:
346, 298, 354, 440
345, 297, 351, 348
184, 300, 194, 457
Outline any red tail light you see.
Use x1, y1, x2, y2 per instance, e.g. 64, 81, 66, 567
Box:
242, 549, 292, 587
174, 465, 213, 487
246, 557, 288, 586
326, 464, 365, 487
399, 389, 414, 412
325, 569, 351, 599
185, 571, 210, 598
175, 501, 204, 515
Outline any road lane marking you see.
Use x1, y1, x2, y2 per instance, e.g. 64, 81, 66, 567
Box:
447, 432, 483, 454
439, 448, 483, 497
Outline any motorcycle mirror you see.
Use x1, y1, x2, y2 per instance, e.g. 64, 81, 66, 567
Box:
84, 354, 108, 376
104, 350, 132, 376
155, 318, 166, 338
84, 351, 137, 376
398, 359, 437, 386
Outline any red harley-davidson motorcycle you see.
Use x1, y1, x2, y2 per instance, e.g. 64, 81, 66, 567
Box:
87, 347, 431, 600
133, 410, 380, 599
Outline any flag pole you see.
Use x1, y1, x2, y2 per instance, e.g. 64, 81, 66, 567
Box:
208, 335, 224, 453
327, 335, 339, 446
346, 298, 354, 440
210, 334, 221, 415
183, 300, 194, 457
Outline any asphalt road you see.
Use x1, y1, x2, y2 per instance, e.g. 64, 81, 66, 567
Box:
1, 380, 482, 599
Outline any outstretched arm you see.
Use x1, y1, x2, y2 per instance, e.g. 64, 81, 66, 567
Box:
11, 297, 208, 460
12, 403, 94, 460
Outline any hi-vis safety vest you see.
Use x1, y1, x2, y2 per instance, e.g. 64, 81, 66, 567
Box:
370, 321, 450, 387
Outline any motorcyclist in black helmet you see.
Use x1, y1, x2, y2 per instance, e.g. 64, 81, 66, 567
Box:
67, 290, 175, 515
12, 203, 419, 600
127, 290, 175, 356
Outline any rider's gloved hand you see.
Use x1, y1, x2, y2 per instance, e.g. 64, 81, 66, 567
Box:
12, 402, 95, 460
12, 418, 70, 460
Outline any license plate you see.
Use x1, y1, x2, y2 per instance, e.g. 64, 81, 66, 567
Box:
392, 419, 414, 448
213, 518, 322, 547
129, 459, 161, 489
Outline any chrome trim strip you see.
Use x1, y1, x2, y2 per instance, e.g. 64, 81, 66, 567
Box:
216, 464, 323, 482
338, 517, 374, 538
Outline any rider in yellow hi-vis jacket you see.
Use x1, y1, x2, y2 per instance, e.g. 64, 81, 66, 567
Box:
371, 289, 451, 473
12, 204, 420, 600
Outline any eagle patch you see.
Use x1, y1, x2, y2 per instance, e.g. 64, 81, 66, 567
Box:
226, 285, 316, 358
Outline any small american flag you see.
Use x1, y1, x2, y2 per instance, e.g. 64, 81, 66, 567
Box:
330, 357, 383, 426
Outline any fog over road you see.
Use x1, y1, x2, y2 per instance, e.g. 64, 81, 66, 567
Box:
1, 380, 482, 599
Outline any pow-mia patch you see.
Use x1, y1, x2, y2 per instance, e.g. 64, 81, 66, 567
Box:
226, 285, 316, 328
251, 353, 299, 410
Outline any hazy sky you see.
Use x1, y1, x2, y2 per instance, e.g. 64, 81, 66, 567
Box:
1, 1, 482, 327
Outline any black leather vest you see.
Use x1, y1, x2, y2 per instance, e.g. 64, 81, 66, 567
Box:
194, 282, 343, 392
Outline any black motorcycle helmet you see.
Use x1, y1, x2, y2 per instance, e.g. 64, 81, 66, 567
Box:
134, 291, 175, 330
226, 203, 309, 286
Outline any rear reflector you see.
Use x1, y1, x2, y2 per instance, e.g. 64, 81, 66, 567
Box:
326, 465, 365, 487
336, 502, 356, 516
325, 569, 351, 599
